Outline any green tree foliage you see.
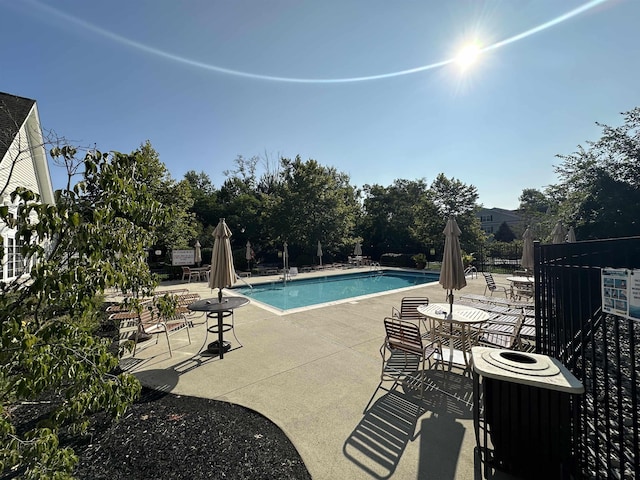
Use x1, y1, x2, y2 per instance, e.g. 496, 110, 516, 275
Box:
517, 187, 555, 240
494, 221, 516, 242
267, 156, 360, 260
1, 145, 173, 478
184, 170, 220, 231
550, 107, 640, 239
430, 173, 478, 217
519, 188, 552, 215
361, 179, 430, 258
137, 141, 197, 251
219, 156, 264, 251
412, 174, 484, 255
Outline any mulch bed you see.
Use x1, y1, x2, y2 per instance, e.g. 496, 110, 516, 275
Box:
5, 388, 311, 480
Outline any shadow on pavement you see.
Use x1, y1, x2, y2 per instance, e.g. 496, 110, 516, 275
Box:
343, 368, 477, 479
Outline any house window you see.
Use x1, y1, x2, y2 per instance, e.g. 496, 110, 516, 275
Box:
4, 235, 26, 280
480, 215, 493, 222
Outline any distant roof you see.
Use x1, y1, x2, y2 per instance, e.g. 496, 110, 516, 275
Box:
0, 92, 36, 160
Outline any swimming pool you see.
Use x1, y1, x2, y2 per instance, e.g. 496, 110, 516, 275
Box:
232, 270, 439, 312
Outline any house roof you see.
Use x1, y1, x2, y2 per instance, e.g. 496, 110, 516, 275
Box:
0, 91, 54, 205
0, 92, 37, 160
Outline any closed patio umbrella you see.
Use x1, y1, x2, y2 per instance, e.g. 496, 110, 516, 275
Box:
283, 242, 289, 285
317, 240, 323, 267
567, 227, 577, 243
209, 218, 236, 302
354, 241, 363, 256
439, 217, 467, 315
551, 221, 567, 244
245, 240, 253, 271
521, 227, 534, 272
194, 240, 202, 266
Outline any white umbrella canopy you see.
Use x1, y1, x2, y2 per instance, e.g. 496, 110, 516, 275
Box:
283, 242, 289, 284
354, 242, 363, 256
209, 218, 236, 301
245, 240, 253, 270
551, 221, 567, 244
317, 241, 323, 266
439, 217, 467, 314
521, 227, 534, 272
567, 227, 577, 243
194, 240, 202, 265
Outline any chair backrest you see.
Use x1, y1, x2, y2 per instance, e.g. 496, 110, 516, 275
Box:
289, 267, 299, 276
398, 297, 429, 321
482, 272, 498, 291
506, 311, 526, 349
383, 317, 424, 354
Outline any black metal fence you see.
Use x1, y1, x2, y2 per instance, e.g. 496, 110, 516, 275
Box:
534, 237, 640, 479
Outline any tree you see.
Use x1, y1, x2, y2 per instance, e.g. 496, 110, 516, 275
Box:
494, 221, 516, 242
519, 188, 552, 215
1, 145, 173, 478
412, 174, 484, 255
361, 179, 430, 258
266, 156, 360, 260
550, 107, 640, 239
136, 141, 197, 252
184, 170, 220, 229
517, 187, 555, 240
430, 173, 478, 218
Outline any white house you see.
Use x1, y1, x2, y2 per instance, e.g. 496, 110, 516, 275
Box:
0, 92, 55, 282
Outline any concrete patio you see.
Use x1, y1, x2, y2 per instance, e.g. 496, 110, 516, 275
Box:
120, 269, 521, 479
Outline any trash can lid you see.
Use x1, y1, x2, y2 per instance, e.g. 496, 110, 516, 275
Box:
472, 347, 584, 394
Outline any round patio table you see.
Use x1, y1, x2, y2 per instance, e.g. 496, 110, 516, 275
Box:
187, 297, 249, 359
417, 303, 490, 370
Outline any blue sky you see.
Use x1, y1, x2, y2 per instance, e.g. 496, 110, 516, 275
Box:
1, 0, 638, 209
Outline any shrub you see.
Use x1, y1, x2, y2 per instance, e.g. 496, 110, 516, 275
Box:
380, 253, 414, 267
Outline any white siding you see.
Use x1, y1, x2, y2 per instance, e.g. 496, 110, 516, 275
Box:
0, 128, 41, 198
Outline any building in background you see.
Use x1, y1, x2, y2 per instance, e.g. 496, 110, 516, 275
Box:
477, 207, 523, 236
0, 92, 55, 282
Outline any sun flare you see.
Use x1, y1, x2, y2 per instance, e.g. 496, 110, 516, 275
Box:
456, 43, 481, 69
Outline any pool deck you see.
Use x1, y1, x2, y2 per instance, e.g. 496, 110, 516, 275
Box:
120, 269, 521, 480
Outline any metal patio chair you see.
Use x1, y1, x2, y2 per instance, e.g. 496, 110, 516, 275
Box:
482, 272, 509, 298
380, 317, 440, 398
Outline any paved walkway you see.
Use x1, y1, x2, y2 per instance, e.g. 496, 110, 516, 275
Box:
121, 269, 520, 480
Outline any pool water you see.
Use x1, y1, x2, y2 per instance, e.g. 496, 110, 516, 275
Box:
232, 270, 439, 311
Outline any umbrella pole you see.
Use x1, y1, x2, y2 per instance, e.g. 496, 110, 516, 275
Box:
448, 289, 454, 315
218, 288, 223, 303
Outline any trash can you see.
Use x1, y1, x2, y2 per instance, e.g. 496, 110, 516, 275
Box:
472, 347, 584, 479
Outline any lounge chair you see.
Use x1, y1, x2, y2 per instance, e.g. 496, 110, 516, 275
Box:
380, 317, 439, 398
511, 281, 534, 302
482, 272, 509, 298
477, 310, 525, 351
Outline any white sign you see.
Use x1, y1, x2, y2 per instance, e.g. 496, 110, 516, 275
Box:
602, 268, 640, 321
172, 249, 195, 266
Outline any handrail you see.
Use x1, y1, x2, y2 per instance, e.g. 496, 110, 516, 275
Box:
235, 273, 253, 289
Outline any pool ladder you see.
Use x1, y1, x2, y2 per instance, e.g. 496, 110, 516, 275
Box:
369, 262, 383, 274
235, 273, 253, 289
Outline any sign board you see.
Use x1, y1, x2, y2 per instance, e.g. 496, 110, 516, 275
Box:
172, 249, 195, 266
602, 268, 640, 321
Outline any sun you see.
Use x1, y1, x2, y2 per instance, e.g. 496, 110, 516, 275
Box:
456, 43, 481, 69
